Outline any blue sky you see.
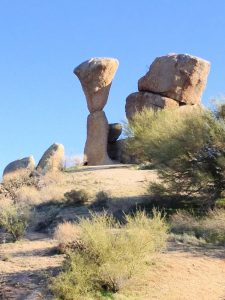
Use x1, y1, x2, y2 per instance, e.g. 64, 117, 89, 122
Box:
0, 0, 225, 175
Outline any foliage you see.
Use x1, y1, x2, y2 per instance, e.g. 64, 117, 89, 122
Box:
50, 210, 167, 299
170, 209, 225, 244
0, 198, 31, 241
125, 106, 225, 201
215, 198, 225, 208
64, 189, 89, 206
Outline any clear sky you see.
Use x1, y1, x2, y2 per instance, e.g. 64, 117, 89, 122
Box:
0, 0, 225, 175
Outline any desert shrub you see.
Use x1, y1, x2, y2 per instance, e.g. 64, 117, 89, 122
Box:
89, 191, 110, 212
125, 106, 225, 202
51, 210, 167, 299
54, 222, 81, 244
0, 198, 31, 241
64, 189, 89, 206
215, 198, 225, 208
1, 171, 41, 200
15, 186, 41, 205
170, 209, 225, 244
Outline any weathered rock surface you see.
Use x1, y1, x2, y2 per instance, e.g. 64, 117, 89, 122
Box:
125, 92, 179, 120
36, 143, 64, 174
138, 54, 210, 105
108, 139, 137, 164
74, 57, 119, 113
3, 156, 35, 178
84, 111, 113, 165
108, 123, 122, 143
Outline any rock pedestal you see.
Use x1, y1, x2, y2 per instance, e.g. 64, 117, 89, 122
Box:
84, 111, 112, 165
74, 57, 119, 165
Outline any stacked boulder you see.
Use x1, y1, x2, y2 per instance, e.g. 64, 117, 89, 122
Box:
126, 53, 210, 120
74, 58, 119, 165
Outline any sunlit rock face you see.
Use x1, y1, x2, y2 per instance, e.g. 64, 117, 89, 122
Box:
74, 57, 119, 113
74, 57, 119, 165
138, 53, 210, 105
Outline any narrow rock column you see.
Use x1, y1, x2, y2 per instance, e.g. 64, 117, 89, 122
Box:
74, 57, 119, 165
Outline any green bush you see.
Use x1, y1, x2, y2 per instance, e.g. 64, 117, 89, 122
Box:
215, 198, 225, 208
170, 209, 225, 244
125, 106, 225, 201
0, 198, 31, 241
50, 210, 167, 299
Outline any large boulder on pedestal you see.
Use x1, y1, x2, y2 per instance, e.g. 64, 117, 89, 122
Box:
125, 92, 179, 120
3, 156, 35, 179
138, 54, 210, 105
85, 111, 113, 165
74, 57, 119, 113
36, 143, 64, 174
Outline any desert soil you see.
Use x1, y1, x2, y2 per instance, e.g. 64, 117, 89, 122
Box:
1, 166, 225, 299
1, 236, 225, 300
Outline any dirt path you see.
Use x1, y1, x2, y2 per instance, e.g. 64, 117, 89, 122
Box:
132, 244, 225, 300
1, 236, 225, 300
0, 234, 64, 300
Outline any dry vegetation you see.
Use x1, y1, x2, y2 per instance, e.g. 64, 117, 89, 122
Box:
51, 211, 167, 300
1, 106, 225, 299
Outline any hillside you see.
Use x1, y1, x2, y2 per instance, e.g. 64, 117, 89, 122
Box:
1, 166, 225, 299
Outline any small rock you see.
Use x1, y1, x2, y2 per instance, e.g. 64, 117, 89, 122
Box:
108, 123, 122, 143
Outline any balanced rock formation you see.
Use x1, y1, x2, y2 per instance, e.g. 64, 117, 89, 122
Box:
138, 53, 210, 105
126, 92, 179, 120
3, 156, 35, 179
84, 111, 112, 165
74, 58, 119, 113
36, 143, 64, 174
74, 57, 119, 165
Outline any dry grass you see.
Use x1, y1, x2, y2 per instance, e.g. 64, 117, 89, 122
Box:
54, 222, 81, 244
170, 209, 225, 244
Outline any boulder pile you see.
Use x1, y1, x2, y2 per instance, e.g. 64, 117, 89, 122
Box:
74, 58, 119, 165
2, 143, 65, 179
126, 53, 210, 120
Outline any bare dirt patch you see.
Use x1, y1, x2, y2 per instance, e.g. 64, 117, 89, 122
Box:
0, 234, 64, 299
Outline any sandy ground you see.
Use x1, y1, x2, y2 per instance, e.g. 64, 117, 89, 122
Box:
63, 165, 158, 198
1, 236, 225, 300
1, 166, 225, 299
